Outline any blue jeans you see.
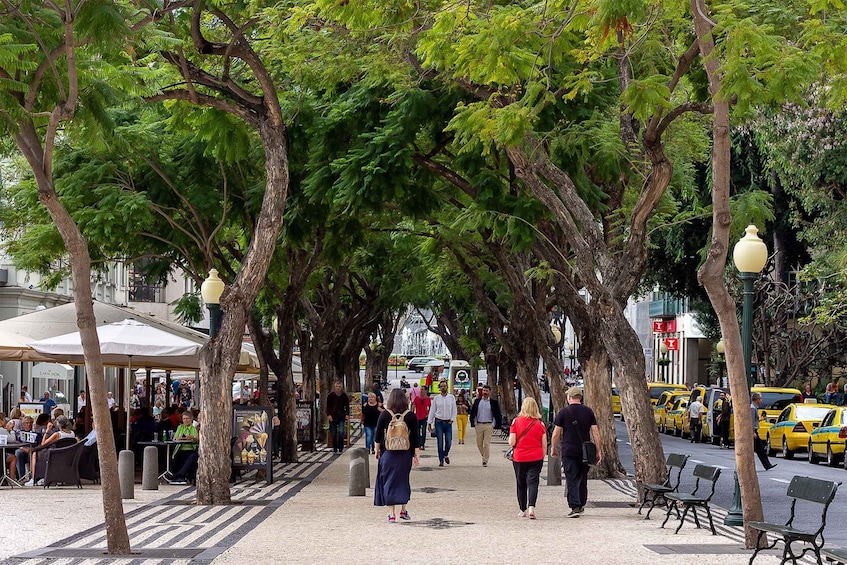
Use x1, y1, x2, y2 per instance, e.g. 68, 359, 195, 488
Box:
418, 419, 427, 448
364, 425, 376, 451
435, 419, 452, 463
330, 418, 346, 452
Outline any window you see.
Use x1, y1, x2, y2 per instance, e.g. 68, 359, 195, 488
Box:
128, 262, 165, 303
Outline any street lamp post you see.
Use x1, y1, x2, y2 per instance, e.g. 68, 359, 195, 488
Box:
568, 342, 575, 375
716, 339, 726, 388
724, 224, 768, 527
201, 269, 225, 339
658, 341, 670, 382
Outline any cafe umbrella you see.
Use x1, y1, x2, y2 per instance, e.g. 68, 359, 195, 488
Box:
29, 319, 202, 449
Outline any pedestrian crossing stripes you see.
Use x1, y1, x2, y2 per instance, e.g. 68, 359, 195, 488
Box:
9, 448, 339, 564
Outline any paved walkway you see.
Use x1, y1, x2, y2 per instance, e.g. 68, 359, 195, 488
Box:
2, 427, 795, 564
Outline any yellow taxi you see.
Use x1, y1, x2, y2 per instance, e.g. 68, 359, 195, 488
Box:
612, 386, 621, 415
766, 402, 835, 459
655, 390, 690, 433
666, 396, 690, 437
808, 407, 847, 467
750, 387, 803, 441
647, 383, 688, 408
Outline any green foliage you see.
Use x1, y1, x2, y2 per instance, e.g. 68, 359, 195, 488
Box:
172, 292, 205, 325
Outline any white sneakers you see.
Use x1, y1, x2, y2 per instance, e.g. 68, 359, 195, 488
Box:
23, 478, 44, 487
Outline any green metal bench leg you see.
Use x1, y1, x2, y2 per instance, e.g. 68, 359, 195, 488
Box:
660, 501, 677, 530
675, 504, 692, 534
691, 505, 702, 530
704, 505, 716, 535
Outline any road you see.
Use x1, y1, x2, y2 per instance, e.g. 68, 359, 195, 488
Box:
614, 416, 847, 546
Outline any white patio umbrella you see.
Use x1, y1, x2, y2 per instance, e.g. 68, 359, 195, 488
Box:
29, 319, 202, 450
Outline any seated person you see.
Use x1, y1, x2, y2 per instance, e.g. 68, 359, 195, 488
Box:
167, 411, 199, 485
0, 413, 17, 481
25, 415, 76, 486
14, 416, 35, 479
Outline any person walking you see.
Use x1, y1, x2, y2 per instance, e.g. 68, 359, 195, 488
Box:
718, 397, 732, 448
455, 390, 470, 445
550, 387, 601, 518
361, 393, 382, 454
751, 392, 777, 470
687, 395, 705, 443
427, 380, 456, 467
412, 388, 431, 451
470, 384, 503, 467
326, 382, 350, 454
374, 388, 420, 523
509, 397, 547, 519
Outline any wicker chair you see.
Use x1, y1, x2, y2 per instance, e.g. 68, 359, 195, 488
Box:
32, 437, 78, 482
43, 441, 85, 488
78, 443, 100, 484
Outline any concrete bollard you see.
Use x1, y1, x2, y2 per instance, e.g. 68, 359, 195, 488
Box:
547, 453, 562, 486
348, 447, 370, 496
142, 446, 159, 491
118, 450, 135, 499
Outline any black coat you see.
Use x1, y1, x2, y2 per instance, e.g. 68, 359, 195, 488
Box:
470, 397, 503, 428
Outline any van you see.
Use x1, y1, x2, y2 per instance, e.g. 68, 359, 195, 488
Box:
693, 386, 730, 443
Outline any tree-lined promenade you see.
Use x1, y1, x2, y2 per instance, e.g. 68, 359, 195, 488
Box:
1, 0, 845, 553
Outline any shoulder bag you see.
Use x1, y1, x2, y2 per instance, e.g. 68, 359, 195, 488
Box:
568, 406, 597, 466
504, 418, 538, 461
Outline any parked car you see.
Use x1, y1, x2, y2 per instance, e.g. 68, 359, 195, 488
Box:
808, 407, 847, 466
767, 402, 835, 459
612, 387, 621, 415
667, 397, 690, 437
655, 390, 689, 433
406, 357, 439, 372
647, 383, 688, 408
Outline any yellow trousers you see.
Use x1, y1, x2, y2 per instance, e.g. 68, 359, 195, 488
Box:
457, 414, 469, 441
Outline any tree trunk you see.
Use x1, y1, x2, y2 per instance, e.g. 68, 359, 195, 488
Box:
197, 116, 289, 504
17, 120, 132, 553
498, 357, 518, 421
594, 295, 667, 487
692, 0, 764, 547
583, 335, 627, 479
39, 186, 132, 552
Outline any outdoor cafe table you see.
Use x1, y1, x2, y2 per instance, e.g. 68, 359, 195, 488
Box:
137, 440, 196, 481
0, 442, 25, 487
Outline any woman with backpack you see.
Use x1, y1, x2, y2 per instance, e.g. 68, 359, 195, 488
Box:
374, 388, 420, 523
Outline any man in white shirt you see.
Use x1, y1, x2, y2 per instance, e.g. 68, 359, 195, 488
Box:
427, 380, 457, 466
687, 396, 705, 443
107, 392, 116, 410
77, 390, 87, 414
21, 386, 32, 402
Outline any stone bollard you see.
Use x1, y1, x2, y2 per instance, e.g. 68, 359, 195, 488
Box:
118, 450, 135, 499
348, 447, 370, 496
142, 446, 159, 491
547, 453, 562, 486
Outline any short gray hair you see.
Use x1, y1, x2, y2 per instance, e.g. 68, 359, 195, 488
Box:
751, 392, 762, 402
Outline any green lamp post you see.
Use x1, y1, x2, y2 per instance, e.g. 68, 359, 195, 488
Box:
724, 224, 768, 527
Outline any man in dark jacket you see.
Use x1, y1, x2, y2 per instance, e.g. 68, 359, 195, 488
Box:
469, 384, 503, 467
326, 382, 350, 454
551, 387, 601, 518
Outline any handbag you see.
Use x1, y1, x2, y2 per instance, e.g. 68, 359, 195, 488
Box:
504, 419, 538, 461
568, 406, 597, 466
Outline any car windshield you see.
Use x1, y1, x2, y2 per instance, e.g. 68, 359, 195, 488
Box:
672, 398, 687, 410
612, 388, 619, 396
794, 406, 832, 421
758, 392, 801, 411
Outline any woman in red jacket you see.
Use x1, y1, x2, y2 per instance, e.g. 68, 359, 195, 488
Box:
509, 397, 547, 519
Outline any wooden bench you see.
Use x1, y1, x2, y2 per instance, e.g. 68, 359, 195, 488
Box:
749, 475, 840, 565
660, 464, 721, 535
638, 453, 689, 520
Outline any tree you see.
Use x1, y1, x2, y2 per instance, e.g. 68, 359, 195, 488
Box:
0, 0, 131, 553
137, 2, 291, 504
